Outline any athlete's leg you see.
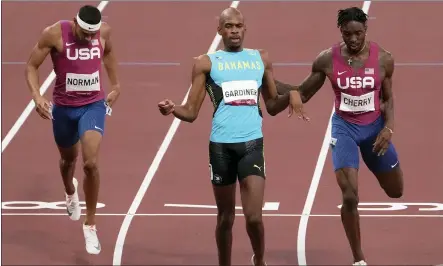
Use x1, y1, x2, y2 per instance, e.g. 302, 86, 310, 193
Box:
360, 127, 403, 198
77, 100, 107, 255
209, 141, 238, 266
331, 115, 365, 263
57, 144, 79, 195
237, 138, 266, 266
52, 104, 82, 221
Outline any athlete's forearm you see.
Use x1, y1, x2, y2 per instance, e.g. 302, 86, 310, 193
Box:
25, 65, 42, 101
172, 105, 197, 123
266, 93, 290, 116
274, 80, 295, 95
103, 53, 120, 91
382, 98, 395, 130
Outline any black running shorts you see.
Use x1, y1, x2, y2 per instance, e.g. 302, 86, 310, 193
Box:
209, 137, 265, 186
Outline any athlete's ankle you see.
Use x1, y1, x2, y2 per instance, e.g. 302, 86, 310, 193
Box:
65, 186, 75, 195
84, 216, 96, 226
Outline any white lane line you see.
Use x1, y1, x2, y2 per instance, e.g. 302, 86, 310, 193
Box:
111, 2, 240, 265
296, 1, 373, 265
2, 213, 442, 218
1, 1, 110, 153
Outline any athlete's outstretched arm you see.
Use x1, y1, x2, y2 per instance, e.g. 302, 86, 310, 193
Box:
259, 49, 294, 116
274, 80, 296, 95
101, 23, 121, 106
274, 50, 330, 103
171, 55, 209, 122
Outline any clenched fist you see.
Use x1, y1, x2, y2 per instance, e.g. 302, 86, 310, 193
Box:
158, 99, 176, 116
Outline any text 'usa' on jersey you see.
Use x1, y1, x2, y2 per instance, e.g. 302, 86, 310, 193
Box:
51, 20, 105, 107
329, 41, 383, 125
205, 49, 265, 144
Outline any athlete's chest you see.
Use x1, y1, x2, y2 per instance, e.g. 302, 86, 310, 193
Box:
209, 52, 265, 106
64, 40, 103, 62
54, 37, 104, 63
329, 59, 384, 91
211, 53, 264, 82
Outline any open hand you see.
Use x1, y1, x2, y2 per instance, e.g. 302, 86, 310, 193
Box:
158, 99, 176, 116
288, 91, 310, 122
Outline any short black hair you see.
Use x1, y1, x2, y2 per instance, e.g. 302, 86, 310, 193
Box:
337, 7, 368, 28
78, 5, 101, 25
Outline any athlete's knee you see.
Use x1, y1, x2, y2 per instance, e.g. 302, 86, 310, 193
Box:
340, 181, 359, 210
342, 190, 359, 210
384, 180, 403, 198
83, 158, 99, 176
387, 189, 403, 198
336, 169, 359, 210
60, 157, 77, 169
244, 212, 263, 228
58, 145, 78, 168
377, 167, 403, 198
216, 210, 235, 231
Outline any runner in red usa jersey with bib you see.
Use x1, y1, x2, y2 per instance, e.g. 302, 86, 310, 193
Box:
274, 7, 403, 265
25, 5, 121, 255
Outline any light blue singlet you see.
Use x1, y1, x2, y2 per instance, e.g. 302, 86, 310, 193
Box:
205, 48, 265, 143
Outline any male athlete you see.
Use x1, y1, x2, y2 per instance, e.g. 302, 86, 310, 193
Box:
158, 7, 307, 266
274, 7, 403, 265
25, 5, 120, 255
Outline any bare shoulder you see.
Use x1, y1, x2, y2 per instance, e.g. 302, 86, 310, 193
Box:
313, 47, 332, 71
257, 48, 269, 56
250, 48, 272, 70
316, 47, 332, 65
257, 48, 270, 63
378, 45, 395, 66
40, 21, 62, 46
193, 53, 212, 73
100, 22, 111, 40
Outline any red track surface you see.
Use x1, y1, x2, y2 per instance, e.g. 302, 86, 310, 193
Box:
2, 1, 442, 265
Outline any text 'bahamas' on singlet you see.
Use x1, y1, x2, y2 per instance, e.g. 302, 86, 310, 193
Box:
329, 41, 382, 125
50, 20, 105, 107
206, 48, 265, 143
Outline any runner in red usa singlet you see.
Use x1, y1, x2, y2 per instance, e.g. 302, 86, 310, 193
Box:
272, 7, 404, 265
331, 41, 382, 125
24, 4, 121, 256
51, 20, 105, 106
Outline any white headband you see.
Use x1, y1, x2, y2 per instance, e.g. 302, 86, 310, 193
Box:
76, 13, 101, 32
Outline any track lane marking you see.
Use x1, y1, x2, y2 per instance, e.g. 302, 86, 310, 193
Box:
112, 2, 240, 265
296, 1, 372, 265
1, 1, 110, 153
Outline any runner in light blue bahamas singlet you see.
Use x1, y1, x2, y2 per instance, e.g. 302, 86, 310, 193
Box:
205, 48, 265, 143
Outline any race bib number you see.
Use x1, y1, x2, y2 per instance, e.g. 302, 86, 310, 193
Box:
66, 71, 100, 92
221, 80, 258, 106
339, 91, 375, 113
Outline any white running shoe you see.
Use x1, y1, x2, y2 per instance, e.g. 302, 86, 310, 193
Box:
65, 177, 81, 221
83, 223, 101, 255
353, 260, 367, 265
